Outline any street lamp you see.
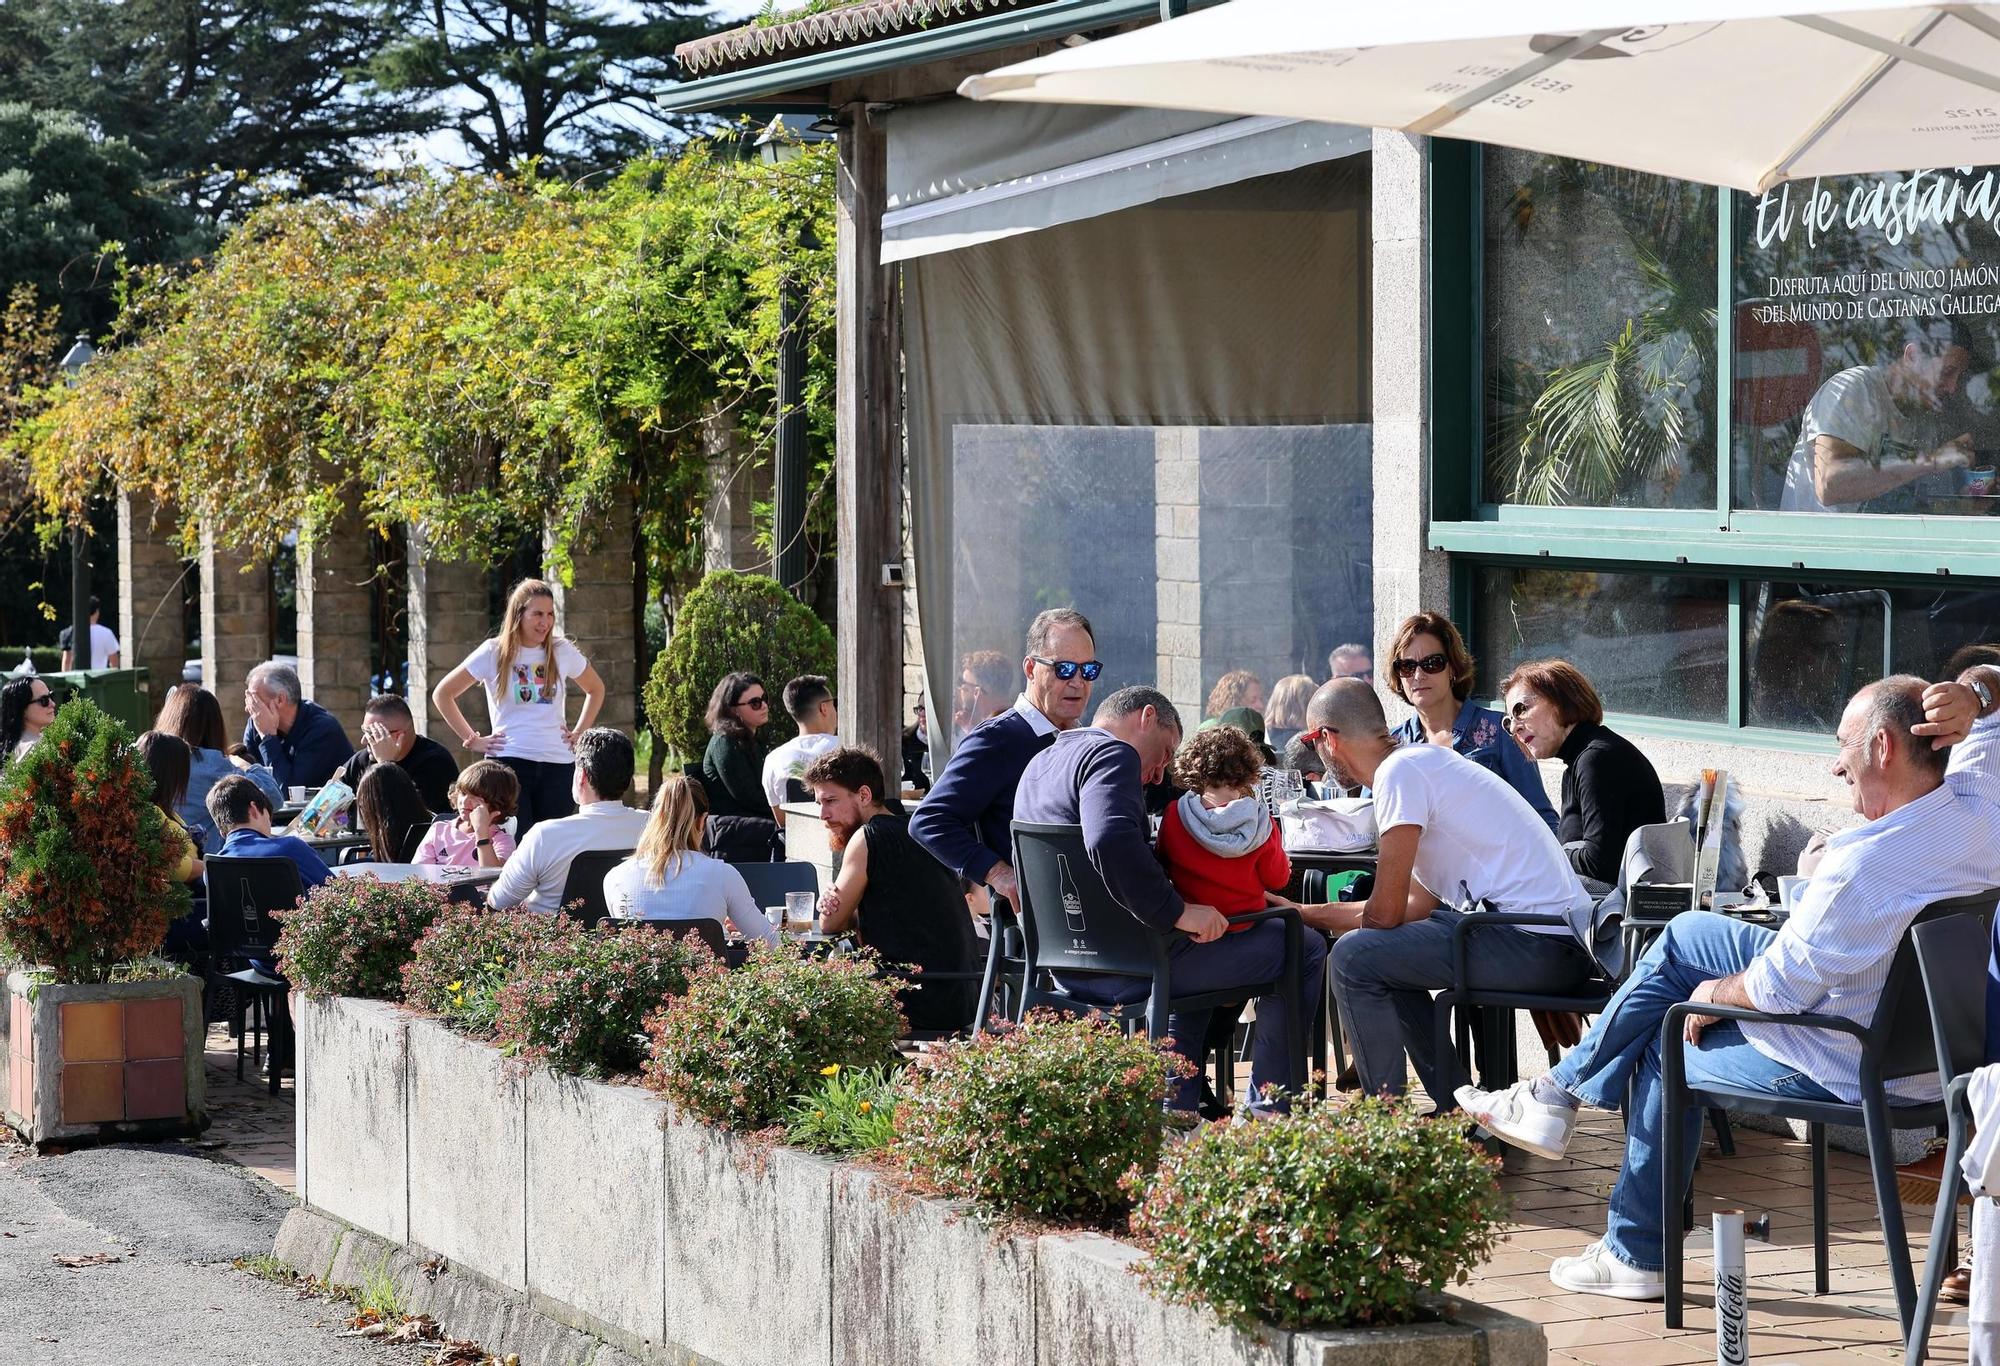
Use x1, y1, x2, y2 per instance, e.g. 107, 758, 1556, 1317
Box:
57, 334, 98, 674
757, 116, 833, 600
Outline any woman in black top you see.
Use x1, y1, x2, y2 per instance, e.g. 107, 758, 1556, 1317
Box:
1500, 659, 1665, 891
701, 672, 773, 820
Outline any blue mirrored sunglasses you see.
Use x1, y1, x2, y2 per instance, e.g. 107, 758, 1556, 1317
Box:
1031, 656, 1103, 682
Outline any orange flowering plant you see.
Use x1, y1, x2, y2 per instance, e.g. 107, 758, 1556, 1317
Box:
0, 699, 188, 982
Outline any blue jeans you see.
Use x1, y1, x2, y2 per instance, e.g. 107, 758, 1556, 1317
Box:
1329, 909, 1595, 1101
1548, 913, 1837, 1271
1065, 918, 1328, 1111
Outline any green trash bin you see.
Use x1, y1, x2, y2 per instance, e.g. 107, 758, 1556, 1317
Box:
44, 667, 152, 736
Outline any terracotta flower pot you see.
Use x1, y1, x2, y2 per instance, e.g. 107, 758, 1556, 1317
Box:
1, 969, 207, 1147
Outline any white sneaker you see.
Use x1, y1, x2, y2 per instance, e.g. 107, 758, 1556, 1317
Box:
1548, 1241, 1666, 1301
1454, 1079, 1577, 1160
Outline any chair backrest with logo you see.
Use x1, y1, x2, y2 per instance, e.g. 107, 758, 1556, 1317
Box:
1010, 820, 1164, 982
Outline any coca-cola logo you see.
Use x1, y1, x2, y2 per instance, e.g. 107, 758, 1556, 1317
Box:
1715, 1271, 1749, 1365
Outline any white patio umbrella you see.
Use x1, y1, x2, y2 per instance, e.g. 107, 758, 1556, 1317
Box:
959, 0, 2000, 192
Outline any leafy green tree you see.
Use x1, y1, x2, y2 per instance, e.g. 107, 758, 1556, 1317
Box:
370, 0, 716, 177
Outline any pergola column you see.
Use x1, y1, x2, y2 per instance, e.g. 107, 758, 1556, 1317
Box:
834, 101, 903, 767
297, 494, 375, 727
548, 485, 639, 740
117, 492, 188, 715
198, 525, 270, 705
405, 524, 489, 741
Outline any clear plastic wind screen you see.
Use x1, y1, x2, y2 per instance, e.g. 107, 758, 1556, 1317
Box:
905, 158, 1373, 753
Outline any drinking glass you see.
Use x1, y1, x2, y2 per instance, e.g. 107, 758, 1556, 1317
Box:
785, 891, 817, 933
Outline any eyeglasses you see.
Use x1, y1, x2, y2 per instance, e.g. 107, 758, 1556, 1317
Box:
1499, 697, 1536, 734
1030, 656, 1103, 682
1298, 725, 1338, 748
1391, 652, 1450, 680
1333, 668, 1373, 682
28, 694, 54, 709
739, 694, 769, 709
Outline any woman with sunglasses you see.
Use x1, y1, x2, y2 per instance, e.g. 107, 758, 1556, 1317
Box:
702, 671, 777, 820
0, 676, 57, 766
1384, 612, 1558, 833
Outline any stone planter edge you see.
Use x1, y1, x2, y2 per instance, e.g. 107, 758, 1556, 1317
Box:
2, 967, 206, 1146
292, 993, 1545, 1366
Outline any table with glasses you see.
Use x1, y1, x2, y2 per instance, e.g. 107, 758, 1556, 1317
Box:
331, 861, 498, 903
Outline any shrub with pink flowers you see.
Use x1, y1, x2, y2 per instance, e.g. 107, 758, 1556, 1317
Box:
401, 905, 569, 1034
274, 875, 449, 1000
644, 943, 903, 1130
1128, 1095, 1508, 1329
493, 922, 711, 1078
891, 1011, 1187, 1223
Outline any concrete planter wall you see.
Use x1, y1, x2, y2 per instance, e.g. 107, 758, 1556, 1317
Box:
1, 969, 206, 1146
294, 995, 1544, 1366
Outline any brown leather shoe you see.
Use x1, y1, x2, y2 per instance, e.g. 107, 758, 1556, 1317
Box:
1899, 1147, 1972, 1208
1941, 1264, 1973, 1306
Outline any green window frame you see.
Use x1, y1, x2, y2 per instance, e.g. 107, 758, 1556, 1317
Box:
1427, 141, 2000, 745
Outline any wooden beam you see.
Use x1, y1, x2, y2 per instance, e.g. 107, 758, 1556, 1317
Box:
834, 102, 905, 770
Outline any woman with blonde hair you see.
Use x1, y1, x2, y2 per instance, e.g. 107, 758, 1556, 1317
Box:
1264, 673, 1316, 752
1205, 668, 1265, 719
602, 775, 778, 943
431, 577, 606, 838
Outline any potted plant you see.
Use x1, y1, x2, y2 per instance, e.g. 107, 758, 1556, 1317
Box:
0, 699, 202, 1146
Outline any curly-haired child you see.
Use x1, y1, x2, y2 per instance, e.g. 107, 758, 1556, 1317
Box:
1154, 724, 1290, 926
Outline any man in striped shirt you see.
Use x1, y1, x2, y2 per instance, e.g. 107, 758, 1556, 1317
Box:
1458, 665, 2000, 1301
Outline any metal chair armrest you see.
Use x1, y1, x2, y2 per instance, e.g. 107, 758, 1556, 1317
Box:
1664, 1001, 1868, 1040
1449, 911, 1571, 990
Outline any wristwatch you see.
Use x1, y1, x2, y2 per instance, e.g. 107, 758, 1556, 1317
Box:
476, 837, 494, 848
1971, 674, 1995, 716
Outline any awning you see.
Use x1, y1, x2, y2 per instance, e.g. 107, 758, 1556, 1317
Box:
882, 99, 1368, 262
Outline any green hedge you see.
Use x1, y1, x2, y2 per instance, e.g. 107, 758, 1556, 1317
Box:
644, 570, 836, 761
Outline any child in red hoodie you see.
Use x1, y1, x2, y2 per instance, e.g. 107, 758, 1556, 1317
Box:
1155, 724, 1291, 923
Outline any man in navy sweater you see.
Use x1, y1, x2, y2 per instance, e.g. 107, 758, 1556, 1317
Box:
240, 660, 354, 792
1014, 686, 1327, 1116
911, 608, 1098, 906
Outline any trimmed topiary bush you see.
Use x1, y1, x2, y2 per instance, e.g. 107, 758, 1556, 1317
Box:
643, 569, 836, 762
275, 876, 448, 999
891, 1011, 1187, 1223
644, 943, 902, 1130
402, 905, 568, 1034
0, 699, 190, 982
1128, 1096, 1510, 1330
494, 922, 711, 1078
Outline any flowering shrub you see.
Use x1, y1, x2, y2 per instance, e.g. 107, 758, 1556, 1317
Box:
892, 1012, 1186, 1223
274, 876, 447, 1000
645, 943, 902, 1130
0, 700, 189, 982
402, 906, 567, 1034
783, 1063, 899, 1155
494, 923, 710, 1078
1128, 1096, 1509, 1329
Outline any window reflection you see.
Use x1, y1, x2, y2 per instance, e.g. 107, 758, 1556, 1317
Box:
1746, 582, 2000, 732
1475, 567, 1727, 723
1483, 149, 1718, 509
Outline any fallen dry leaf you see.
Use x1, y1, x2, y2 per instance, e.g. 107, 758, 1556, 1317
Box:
52, 1252, 121, 1269
428, 1336, 487, 1364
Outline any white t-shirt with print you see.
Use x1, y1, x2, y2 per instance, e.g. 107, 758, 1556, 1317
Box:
1371, 742, 1591, 934
761, 731, 842, 809
458, 637, 588, 765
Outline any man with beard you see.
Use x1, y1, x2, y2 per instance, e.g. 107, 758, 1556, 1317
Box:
1781, 321, 1978, 514
808, 746, 979, 1032
1302, 679, 1596, 1102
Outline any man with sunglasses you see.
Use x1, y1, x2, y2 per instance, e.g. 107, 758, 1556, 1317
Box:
1301, 678, 1597, 1105
912, 608, 1100, 909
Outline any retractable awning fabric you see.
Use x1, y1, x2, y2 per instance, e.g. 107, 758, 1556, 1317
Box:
882, 98, 1367, 261
960, 0, 2000, 194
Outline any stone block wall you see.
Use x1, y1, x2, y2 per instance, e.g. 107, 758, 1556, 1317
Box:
297, 494, 375, 727
198, 525, 270, 702
406, 525, 490, 740
549, 486, 638, 740
117, 493, 188, 711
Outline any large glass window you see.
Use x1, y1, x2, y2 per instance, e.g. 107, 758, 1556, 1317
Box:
1482, 148, 1718, 509
1745, 580, 2000, 733
1734, 167, 2000, 517
1473, 566, 1728, 723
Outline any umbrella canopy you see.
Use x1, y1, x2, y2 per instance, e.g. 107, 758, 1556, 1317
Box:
960, 0, 2000, 192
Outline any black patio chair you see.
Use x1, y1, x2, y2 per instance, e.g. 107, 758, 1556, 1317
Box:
968, 896, 1027, 1038
1903, 913, 1993, 1366
205, 855, 304, 1094
558, 848, 636, 929
1662, 889, 2000, 1336
620, 915, 730, 956
735, 861, 818, 910
1009, 820, 1307, 1098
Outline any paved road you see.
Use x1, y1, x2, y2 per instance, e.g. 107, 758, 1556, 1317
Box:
0, 1140, 430, 1366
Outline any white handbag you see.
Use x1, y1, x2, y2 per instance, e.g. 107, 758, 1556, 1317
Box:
1277, 796, 1377, 853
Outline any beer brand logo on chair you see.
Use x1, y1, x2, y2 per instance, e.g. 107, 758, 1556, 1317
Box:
1056, 852, 1093, 954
